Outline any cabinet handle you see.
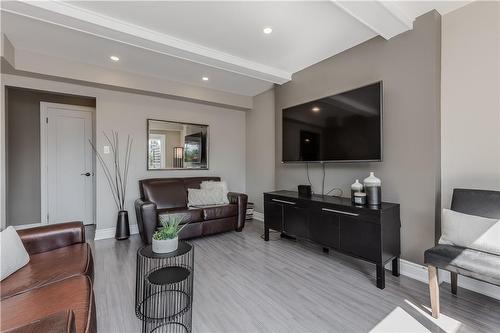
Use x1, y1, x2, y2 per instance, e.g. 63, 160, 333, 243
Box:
272, 199, 296, 205
322, 208, 359, 216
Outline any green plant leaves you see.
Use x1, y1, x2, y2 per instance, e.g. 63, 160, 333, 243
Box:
153, 215, 185, 240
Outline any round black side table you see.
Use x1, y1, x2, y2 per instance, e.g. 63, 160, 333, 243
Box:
135, 242, 194, 333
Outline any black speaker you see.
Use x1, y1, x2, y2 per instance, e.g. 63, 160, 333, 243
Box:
298, 185, 312, 198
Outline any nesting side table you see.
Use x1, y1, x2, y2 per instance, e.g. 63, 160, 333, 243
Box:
136, 242, 194, 333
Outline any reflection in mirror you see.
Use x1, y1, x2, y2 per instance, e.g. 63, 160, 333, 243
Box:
147, 119, 208, 170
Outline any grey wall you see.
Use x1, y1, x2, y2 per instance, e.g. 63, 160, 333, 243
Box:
6, 87, 95, 226
275, 12, 441, 264
246, 89, 276, 213
441, 1, 500, 209
2, 74, 247, 231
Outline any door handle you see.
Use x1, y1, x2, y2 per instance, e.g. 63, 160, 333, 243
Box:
272, 199, 296, 205
81, 172, 92, 177
321, 208, 359, 216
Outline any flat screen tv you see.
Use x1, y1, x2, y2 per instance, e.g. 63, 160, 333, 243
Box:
282, 81, 382, 163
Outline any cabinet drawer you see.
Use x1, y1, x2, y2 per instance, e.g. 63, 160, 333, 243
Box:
283, 205, 309, 239
340, 217, 381, 262
264, 201, 283, 232
309, 210, 340, 248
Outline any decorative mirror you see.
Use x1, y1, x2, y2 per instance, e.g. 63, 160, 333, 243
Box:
147, 119, 209, 170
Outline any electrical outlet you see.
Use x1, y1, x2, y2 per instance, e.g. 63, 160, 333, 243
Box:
103, 146, 110, 154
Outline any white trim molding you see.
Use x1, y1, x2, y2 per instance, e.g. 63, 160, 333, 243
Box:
253, 211, 264, 222
332, 1, 413, 40
94, 223, 139, 241
1, 1, 291, 84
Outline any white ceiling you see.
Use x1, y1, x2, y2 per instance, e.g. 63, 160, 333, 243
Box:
0, 1, 471, 97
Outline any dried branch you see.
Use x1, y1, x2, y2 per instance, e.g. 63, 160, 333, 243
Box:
90, 131, 133, 212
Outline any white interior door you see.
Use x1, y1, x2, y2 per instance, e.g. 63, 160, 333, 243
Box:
41, 103, 94, 225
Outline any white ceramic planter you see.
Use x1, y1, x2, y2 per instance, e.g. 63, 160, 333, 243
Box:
152, 236, 178, 254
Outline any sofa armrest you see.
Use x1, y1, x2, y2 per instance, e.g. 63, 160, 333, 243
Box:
135, 198, 157, 244
227, 192, 248, 231
3, 310, 76, 333
17, 222, 85, 255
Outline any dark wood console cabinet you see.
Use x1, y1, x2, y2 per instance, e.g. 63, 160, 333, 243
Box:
264, 190, 401, 289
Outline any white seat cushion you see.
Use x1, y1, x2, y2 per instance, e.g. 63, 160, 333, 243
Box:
1, 226, 30, 281
187, 188, 225, 207
200, 180, 229, 204
439, 208, 500, 255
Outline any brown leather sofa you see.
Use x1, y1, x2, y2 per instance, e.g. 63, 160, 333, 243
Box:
135, 177, 248, 244
0, 222, 96, 333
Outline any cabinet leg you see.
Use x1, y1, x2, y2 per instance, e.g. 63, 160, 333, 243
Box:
264, 227, 269, 241
451, 272, 458, 295
392, 257, 400, 277
322, 247, 329, 254
376, 264, 385, 289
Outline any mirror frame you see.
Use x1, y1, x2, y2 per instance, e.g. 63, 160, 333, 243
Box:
146, 118, 209, 171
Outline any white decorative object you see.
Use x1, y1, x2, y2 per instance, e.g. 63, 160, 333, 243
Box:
1, 226, 30, 281
439, 209, 500, 256
351, 179, 363, 192
187, 188, 224, 206
363, 172, 381, 187
200, 181, 229, 204
152, 236, 179, 253
363, 172, 382, 206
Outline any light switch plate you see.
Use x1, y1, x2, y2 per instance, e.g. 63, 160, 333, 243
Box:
103, 146, 110, 154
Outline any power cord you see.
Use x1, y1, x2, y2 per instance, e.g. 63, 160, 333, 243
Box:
321, 163, 326, 196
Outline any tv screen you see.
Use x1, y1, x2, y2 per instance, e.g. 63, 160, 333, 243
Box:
282, 81, 382, 163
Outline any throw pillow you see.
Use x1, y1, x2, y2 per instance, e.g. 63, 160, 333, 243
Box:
200, 181, 229, 204
188, 188, 225, 207
439, 208, 500, 255
1, 226, 30, 281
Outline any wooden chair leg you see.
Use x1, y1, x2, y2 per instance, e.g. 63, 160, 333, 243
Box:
451, 272, 458, 295
428, 265, 440, 318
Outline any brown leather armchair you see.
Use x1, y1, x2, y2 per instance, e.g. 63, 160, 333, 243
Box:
0, 222, 96, 333
135, 177, 248, 244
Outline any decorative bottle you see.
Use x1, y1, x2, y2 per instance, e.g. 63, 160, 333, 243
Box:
350, 179, 363, 203
363, 172, 382, 206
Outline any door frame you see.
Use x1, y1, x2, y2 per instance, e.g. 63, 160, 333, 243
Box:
40, 102, 96, 225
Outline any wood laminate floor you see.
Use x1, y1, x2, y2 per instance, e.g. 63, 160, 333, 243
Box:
88, 221, 500, 333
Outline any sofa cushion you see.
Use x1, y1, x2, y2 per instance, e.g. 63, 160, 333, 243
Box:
202, 217, 236, 235
0, 275, 95, 333
140, 179, 187, 209
1, 243, 93, 300
187, 188, 225, 207
424, 244, 500, 286
182, 177, 220, 191
0, 226, 30, 281
439, 208, 500, 256
157, 207, 203, 226
200, 181, 229, 204
200, 204, 238, 220
3, 310, 76, 333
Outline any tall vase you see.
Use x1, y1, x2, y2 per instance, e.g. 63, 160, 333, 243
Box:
116, 210, 130, 240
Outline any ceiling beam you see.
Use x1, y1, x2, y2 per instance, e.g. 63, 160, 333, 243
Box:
332, 1, 413, 40
1, 0, 292, 84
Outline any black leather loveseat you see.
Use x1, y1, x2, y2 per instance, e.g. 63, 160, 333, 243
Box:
135, 177, 248, 244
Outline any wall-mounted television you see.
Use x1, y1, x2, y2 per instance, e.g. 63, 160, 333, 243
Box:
282, 81, 382, 163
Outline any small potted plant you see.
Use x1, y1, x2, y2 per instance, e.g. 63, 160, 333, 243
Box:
152, 215, 188, 253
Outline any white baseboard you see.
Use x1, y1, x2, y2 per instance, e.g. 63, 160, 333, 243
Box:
94, 224, 139, 241
253, 211, 264, 221
385, 259, 500, 300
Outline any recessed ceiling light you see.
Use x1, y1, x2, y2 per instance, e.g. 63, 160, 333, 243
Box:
110, 55, 120, 62
202, 76, 209, 81
263, 27, 273, 34
312, 106, 320, 112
